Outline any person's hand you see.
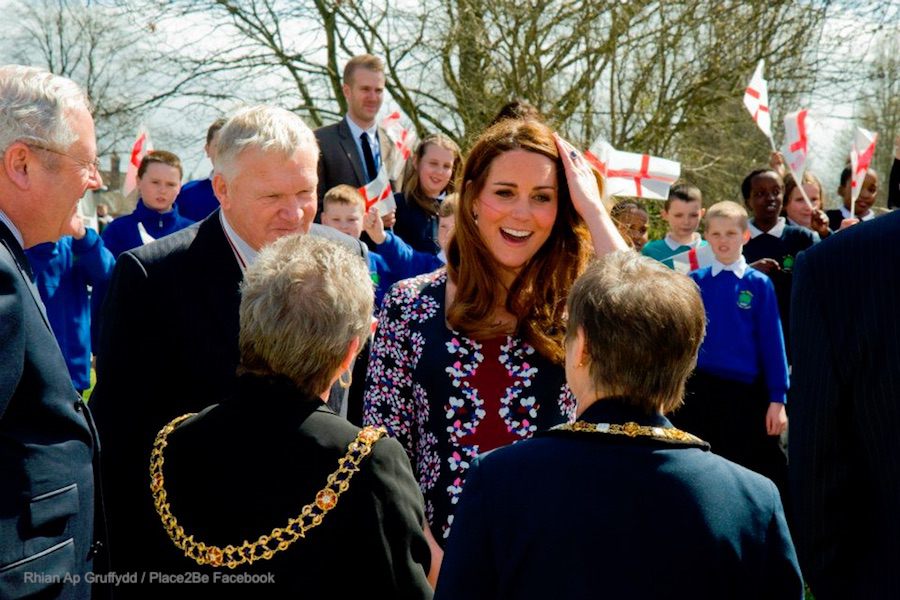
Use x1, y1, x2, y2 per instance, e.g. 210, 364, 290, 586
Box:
553, 133, 605, 221
364, 207, 387, 245
381, 210, 396, 230
750, 258, 780, 274
553, 133, 628, 254
838, 217, 859, 231
769, 151, 786, 178
766, 402, 787, 436
423, 522, 443, 590
64, 212, 87, 239
811, 209, 830, 238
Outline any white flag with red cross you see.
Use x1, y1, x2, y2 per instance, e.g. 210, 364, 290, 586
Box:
123, 127, 153, 196
782, 109, 810, 179
850, 126, 878, 205
671, 243, 715, 275
358, 165, 395, 216
585, 136, 680, 201
744, 60, 773, 142
380, 111, 417, 181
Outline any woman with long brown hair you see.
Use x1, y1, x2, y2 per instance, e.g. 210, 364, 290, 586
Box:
363, 118, 627, 553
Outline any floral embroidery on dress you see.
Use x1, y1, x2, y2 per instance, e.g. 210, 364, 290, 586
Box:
363, 269, 574, 547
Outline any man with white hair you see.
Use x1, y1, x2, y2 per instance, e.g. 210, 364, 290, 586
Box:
0, 65, 104, 599
90, 105, 367, 586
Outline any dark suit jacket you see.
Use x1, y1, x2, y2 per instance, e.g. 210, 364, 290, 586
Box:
90, 212, 367, 583
314, 117, 401, 217
435, 399, 802, 600
790, 210, 900, 599
0, 220, 99, 600
151, 374, 432, 599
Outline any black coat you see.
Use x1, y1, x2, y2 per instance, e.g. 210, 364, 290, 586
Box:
790, 210, 900, 599
154, 374, 432, 598
90, 212, 367, 588
435, 399, 802, 600
0, 220, 100, 599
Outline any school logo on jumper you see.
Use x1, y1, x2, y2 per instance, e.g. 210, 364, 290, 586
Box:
782, 255, 795, 272
737, 290, 753, 309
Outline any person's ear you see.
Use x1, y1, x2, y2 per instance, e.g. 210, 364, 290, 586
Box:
699, 207, 706, 218
742, 229, 751, 244
212, 172, 229, 209
341, 336, 362, 372
573, 326, 588, 368
341, 82, 352, 102
4, 142, 33, 191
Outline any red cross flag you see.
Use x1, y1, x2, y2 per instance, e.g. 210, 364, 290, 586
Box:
585, 136, 680, 201
123, 127, 153, 196
850, 126, 878, 210
358, 165, 395, 216
782, 109, 810, 178
743, 60, 774, 147
671, 244, 715, 275
380, 111, 417, 181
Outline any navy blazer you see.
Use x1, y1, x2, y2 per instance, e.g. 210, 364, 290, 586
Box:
0, 220, 100, 599
90, 212, 367, 586
436, 399, 802, 600
790, 210, 900, 599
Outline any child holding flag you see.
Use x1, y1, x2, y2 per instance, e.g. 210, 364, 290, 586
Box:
642, 183, 707, 268
320, 184, 395, 307
741, 168, 815, 354
672, 201, 789, 495
827, 166, 880, 231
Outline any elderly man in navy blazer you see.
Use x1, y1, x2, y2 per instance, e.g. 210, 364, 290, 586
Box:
0, 66, 104, 599
435, 252, 802, 600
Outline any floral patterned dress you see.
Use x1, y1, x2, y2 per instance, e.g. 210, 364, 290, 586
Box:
363, 270, 576, 544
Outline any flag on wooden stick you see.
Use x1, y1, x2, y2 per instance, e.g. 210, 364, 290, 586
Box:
781, 109, 814, 208
849, 126, 878, 213
123, 127, 152, 196
743, 60, 774, 148
358, 165, 395, 216
380, 111, 417, 181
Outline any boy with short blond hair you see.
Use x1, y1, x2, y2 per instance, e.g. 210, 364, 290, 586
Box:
642, 183, 707, 268
320, 184, 393, 306
672, 200, 789, 495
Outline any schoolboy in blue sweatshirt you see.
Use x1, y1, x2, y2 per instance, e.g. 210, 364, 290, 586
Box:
25, 214, 115, 393
364, 194, 457, 280
672, 201, 789, 496
319, 184, 396, 308
101, 150, 194, 258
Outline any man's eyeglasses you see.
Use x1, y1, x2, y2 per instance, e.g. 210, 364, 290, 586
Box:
24, 142, 101, 175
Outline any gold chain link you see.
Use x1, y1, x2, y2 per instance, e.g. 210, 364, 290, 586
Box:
551, 420, 706, 446
150, 413, 386, 569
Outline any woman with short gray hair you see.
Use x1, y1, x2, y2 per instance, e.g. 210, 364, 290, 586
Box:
148, 234, 433, 597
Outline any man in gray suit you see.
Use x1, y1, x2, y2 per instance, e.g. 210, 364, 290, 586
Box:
314, 54, 402, 218
0, 65, 103, 599
91, 105, 367, 594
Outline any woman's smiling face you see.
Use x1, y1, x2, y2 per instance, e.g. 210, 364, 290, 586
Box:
473, 149, 558, 284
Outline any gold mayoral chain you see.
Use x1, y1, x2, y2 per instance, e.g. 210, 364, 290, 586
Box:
551, 420, 707, 447
150, 413, 386, 569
